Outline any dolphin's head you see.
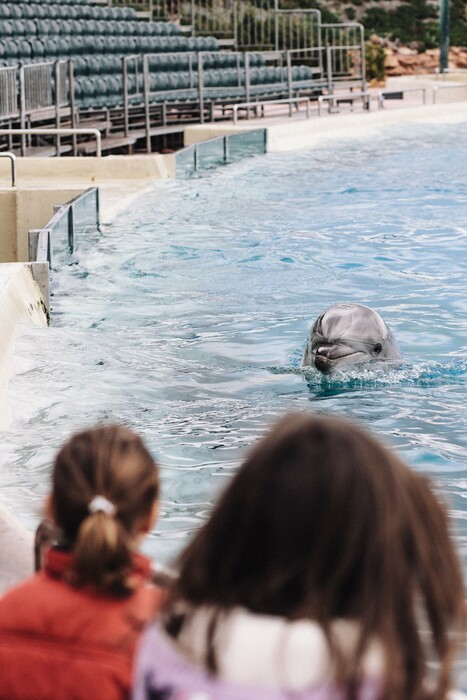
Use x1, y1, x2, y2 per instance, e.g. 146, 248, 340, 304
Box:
302, 303, 401, 375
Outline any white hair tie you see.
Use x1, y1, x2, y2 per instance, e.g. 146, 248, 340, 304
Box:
88, 495, 116, 517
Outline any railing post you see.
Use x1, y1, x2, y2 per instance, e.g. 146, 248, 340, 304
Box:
191, 0, 196, 37
233, 0, 238, 51
19, 65, 26, 156
143, 55, 151, 153
274, 0, 279, 51
245, 52, 250, 107
197, 52, 204, 124
326, 46, 333, 95
69, 60, 77, 156
54, 61, 61, 157
67, 205, 74, 255
95, 187, 101, 232
358, 23, 366, 90
122, 56, 129, 138
286, 50, 293, 102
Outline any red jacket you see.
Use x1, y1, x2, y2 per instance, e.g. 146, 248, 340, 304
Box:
0, 548, 163, 700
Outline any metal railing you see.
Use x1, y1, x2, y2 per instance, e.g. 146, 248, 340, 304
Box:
377, 87, 427, 109
232, 96, 312, 123
102, 0, 363, 60
317, 90, 371, 116
0, 129, 102, 158
123, 48, 327, 140
0, 153, 17, 187
0, 67, 19, 122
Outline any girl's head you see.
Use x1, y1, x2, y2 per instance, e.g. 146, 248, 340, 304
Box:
49, 424, 159, 596
168, 412, 465, 698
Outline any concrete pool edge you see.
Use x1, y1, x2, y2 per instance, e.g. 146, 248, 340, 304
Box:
184, 100, 467, 152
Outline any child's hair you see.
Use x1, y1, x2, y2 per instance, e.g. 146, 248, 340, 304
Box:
165, 412, 465, 700
52, 424, 159, 597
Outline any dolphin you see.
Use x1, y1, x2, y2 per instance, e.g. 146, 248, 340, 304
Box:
302, 303, 401, 374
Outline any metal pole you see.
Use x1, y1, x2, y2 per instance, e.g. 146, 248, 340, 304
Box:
286, 50, 293, 102
326, 46, 333, 95
439, 0, 450, 73
67, 204, 74, 254
197, 52, 204, 124
245, 52, 250, 106
19, 66, 26, 156
0, 152, 17, 187
69, 60, 77, 156
233, 0, 238, 51
122, 57, 129, 137
143, 55, 151, 153
54, 61, 61, 157
0, 128, 102, 156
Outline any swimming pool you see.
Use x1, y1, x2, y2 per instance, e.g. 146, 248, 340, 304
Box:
1, 121, 467, 581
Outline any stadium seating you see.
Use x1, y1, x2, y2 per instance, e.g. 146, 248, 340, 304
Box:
0, 0, 320, 121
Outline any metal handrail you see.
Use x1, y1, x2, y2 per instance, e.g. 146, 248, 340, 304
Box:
233, 96, 312, 124
0, 129, 102, 157
317, 90, 371, 116
377, 87, 426, 109
0, 152, 17, 187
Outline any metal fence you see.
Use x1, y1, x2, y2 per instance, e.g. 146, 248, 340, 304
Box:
122, 48, 330, 144
0, 67, 19, 122
1, 61, 73, 155
104, 0, 363, 58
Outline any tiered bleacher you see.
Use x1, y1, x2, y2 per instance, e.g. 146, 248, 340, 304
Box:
0, 0, 362, 154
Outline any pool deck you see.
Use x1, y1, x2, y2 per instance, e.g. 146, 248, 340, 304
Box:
0, 74, 467, 595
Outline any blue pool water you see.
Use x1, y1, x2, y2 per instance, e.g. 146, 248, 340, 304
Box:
1, 120, 467, 585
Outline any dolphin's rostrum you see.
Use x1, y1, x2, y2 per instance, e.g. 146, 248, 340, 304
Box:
302, 303, 401, 375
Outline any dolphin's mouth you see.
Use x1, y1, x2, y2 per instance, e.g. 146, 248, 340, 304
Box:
313, 344, 369, 374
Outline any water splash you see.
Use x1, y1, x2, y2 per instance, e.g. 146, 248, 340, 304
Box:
268, 359, 467, 392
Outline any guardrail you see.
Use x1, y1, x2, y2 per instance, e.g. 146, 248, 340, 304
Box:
317, 90, 371, 116
377, 87, 426, 109
0, 153, 17, 187
232, 96, 312, 123
432, 84, 467, 103
0, 128, 102, 158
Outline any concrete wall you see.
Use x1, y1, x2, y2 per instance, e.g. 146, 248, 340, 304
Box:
0, 191, 17, 262
0, 263, 48, 430
0, 154, 174, 188
0, 187, 85, 263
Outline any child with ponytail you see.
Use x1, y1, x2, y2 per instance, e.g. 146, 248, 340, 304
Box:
0, 425, 162, 700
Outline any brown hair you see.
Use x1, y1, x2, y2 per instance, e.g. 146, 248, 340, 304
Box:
52, 424, 159, 597
165, 412, 465, 700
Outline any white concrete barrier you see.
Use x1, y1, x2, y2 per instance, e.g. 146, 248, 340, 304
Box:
0, 263, 48, 430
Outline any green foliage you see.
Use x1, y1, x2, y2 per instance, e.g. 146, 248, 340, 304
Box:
361, 0, 466, 51
365, 42, 385, 82
362, 8, 391, 36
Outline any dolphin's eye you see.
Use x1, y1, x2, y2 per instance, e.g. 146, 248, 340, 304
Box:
373, 343, 382, 354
